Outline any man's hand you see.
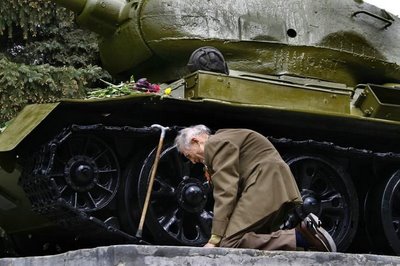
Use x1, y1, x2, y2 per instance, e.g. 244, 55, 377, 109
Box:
204, 234, 221, 247
203, 242, 216, 248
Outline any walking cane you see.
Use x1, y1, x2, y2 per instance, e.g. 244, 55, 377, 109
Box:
136, 124, 170, 239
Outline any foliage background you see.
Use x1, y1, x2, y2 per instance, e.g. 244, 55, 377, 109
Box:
0, 0, 110, 127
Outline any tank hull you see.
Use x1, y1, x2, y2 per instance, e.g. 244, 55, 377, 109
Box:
1, 71, 400, 255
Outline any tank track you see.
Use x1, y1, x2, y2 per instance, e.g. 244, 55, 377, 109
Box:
19, 125, 162, 244
269, 136, 400, 161
18, 124, 400, 245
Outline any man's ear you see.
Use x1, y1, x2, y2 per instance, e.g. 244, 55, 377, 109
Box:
191, 136, 200, 144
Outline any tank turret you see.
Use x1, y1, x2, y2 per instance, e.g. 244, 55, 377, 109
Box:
53, 0, 400, 86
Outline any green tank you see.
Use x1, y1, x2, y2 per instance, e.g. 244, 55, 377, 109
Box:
1, 0, 400, 256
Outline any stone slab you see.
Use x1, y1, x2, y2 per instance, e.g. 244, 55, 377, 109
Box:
1, 245, 400, 266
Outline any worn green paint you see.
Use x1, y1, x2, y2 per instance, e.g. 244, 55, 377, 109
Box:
355, 85, 400, 121
186, 71, 352, 115
55, 0, 130, 36
0, 103, 59, 152
52, 0, 400, 86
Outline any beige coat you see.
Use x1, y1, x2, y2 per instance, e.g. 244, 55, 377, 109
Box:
204, 129, 302, 238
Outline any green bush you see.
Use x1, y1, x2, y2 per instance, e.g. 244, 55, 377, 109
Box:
0, 0, 73, 39
0, 0, 110, 126
0, 55, 106, 124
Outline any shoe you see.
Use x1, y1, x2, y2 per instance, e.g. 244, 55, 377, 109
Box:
296, 213, 337, 252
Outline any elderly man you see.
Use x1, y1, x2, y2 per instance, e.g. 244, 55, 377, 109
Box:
174, 125, 336, 252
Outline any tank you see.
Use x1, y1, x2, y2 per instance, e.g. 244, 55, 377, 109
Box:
1, 0, 400, 256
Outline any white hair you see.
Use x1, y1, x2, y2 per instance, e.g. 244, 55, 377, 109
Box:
174, 125, 211, 152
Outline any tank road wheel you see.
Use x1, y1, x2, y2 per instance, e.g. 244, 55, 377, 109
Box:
48, 134, 120, 211
285, 154, 359, 251
365, 170, 400, 255
138, 145, 213, 246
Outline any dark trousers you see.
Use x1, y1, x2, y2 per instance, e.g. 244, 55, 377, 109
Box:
220, 205, 297, 251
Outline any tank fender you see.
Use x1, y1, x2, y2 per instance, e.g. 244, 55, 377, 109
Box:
0, 103, 59, 164
0, 103, 59, 173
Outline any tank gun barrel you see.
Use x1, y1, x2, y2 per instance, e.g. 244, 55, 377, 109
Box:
52, 0, 130, 36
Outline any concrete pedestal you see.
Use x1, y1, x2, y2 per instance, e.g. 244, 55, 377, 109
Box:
1, 244, 400, 265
